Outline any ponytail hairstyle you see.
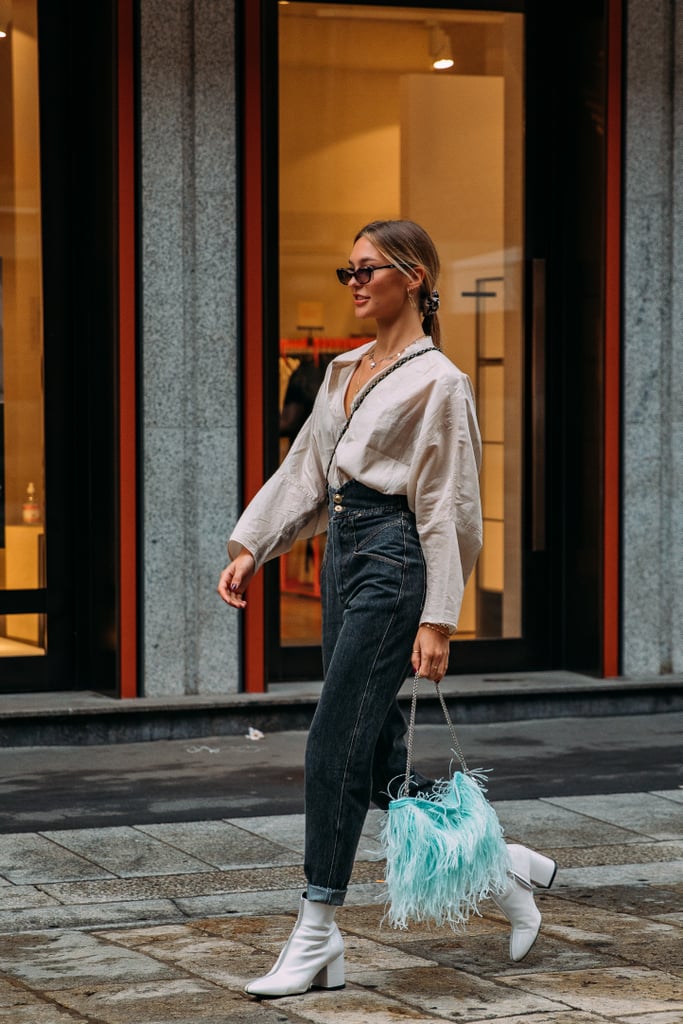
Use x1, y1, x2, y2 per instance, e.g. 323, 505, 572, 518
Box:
354, 219, 442, 347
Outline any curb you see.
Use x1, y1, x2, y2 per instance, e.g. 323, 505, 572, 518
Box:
1, 675, 681, 746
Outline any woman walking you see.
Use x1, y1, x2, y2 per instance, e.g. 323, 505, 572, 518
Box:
218, 219, 556, 998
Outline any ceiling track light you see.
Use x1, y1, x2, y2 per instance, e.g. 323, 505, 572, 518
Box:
428, 23, 454, 71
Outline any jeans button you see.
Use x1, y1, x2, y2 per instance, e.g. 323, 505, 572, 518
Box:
334, 493, 342, 501
334, 504, 342, 512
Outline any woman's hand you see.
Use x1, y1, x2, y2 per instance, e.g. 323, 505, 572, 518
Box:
411, 625, 450, 682
217, 550, 256, 609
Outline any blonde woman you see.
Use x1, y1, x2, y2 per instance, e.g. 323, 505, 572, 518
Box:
219, 220, 556, 998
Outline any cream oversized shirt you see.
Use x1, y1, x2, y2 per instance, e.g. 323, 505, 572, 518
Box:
228, 337, 482, 633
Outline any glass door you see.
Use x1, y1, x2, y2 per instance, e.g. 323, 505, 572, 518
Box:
272, 2, 526, 678
0, 1, 48, 663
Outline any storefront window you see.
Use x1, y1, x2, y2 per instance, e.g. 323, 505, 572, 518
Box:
278, 3, 523, 647
0, 1, 46, 656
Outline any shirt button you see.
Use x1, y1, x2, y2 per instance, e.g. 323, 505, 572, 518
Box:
334, 504, 342, 512
334, 494, 342, 501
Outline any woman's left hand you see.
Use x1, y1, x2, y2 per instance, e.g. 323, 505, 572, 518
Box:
411, 625, 450, 682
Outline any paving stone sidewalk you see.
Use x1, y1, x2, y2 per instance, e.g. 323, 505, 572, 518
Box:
0, 791, 680, 1023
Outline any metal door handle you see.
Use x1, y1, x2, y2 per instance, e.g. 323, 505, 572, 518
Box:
531, 259, 546, 552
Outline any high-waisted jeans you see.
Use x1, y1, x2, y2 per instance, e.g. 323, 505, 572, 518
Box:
304, 480, 434, 905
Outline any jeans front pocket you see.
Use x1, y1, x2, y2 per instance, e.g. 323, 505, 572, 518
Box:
351, 512, 409, 570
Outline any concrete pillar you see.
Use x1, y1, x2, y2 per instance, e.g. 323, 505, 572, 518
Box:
622, 0, 683, 675
139, 0, 240, 694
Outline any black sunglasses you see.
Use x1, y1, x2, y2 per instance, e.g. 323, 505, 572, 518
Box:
335, 264, 396, 286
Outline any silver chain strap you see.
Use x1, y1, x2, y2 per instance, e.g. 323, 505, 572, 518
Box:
404, 670, 468, 792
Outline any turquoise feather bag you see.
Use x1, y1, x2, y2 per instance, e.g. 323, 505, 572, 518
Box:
380, 674, 511, 930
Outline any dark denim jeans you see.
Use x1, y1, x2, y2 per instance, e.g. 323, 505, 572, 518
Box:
304, 481, 433, 905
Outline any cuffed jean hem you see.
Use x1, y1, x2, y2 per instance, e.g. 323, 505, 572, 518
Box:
306, 883, 347, 906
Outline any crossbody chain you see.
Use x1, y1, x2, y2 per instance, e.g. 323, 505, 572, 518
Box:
324, 345, 441, 483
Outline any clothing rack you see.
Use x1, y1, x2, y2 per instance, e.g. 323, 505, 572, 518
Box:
278, 337, 370, 600
279, 335, 372, 364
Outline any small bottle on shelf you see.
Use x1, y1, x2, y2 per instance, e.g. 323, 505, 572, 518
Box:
22, 482, 41, 525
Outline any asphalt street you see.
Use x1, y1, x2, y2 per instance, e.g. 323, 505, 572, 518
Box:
0, 711, 680, 833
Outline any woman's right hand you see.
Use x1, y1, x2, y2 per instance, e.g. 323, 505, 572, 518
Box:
217, 550, 256, 609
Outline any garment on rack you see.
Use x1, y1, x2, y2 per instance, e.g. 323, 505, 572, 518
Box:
280, 357, 327, 440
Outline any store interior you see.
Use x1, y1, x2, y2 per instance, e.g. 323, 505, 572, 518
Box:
0, 1, 527, 659
277, 3, 524, 648
0, 0, 46, 657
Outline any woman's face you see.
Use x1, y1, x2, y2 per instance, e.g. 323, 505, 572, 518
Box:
345, 236, 414, 323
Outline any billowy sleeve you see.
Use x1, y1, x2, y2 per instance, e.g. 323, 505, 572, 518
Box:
407, 374, 482, 632
227, 405, 329, 572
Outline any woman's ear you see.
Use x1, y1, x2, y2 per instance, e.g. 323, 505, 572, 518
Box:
409, 265, 426, 288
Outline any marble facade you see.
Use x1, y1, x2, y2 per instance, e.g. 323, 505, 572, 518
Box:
622, 0, 683, 675
140, 0, 239, 695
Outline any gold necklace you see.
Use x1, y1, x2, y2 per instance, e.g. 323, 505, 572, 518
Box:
368, 334, 426, 368
352, 334, 426, 398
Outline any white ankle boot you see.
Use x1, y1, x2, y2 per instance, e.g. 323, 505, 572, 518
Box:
245, 895, 345, 998
492, 844, 557, 962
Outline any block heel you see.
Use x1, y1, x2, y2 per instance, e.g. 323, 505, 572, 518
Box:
527, 849, 557, 889
313, 952, 345, 990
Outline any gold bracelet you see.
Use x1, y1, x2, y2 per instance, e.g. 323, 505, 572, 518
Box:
420, 622, 451, 638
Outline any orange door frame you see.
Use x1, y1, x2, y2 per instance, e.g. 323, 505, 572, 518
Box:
117, 0, 138, 698
241, 0, 267, 692
603, 0, 622, 677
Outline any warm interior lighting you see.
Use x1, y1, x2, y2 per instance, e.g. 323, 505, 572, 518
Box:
0, 29, 7, 38
429, 24, 454, 70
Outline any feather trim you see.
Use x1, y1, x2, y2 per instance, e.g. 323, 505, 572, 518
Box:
380, 771, 511, 930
